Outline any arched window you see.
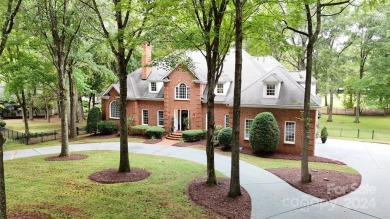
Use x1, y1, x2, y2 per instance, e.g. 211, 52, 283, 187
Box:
175, 83, 190, 100
110, 100, 120, 119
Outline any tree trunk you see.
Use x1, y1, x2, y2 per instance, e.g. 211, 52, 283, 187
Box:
327, 87, 334, 122
206, 86, 217, 185
58, 61, 69, 157
68, 68, 77, 139
354, 92, 361, 123
0, 133, 7, 219
229, 0, 243, 198
118, 60, 130, 172
46, 103, 51, 123
324, 93, 328, 106
28, 90, 34, 120
78, 96, 84, 121
88, 94, 92, 111
16, 91, 29, 135
301, 40, 313, 183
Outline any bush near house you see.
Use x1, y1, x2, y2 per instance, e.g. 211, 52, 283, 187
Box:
0, 119, 6, 127
182, 129, 206, 142
145, 127, 165, 139
250, 112, 280, 153
130, 125, 150, 135
97, 121, 117, 135
86, 107, 102, 134
218, 127, 232, 148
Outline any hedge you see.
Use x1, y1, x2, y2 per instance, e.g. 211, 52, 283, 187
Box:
86, 107, 102, 134
182, 129, 206, 142
130, 125, 150, 135
218, 127, 232, 147
249, 112, 280, 153
0, 120, 6, 127
97, 121, 117, 135
145, 126, 165, 139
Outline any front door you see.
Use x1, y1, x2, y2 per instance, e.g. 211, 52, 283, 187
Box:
175, 109, 189, 131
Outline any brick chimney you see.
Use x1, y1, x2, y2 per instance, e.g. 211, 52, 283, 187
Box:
141, 43, 152, 80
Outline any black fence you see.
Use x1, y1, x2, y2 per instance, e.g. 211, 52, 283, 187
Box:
0, 126, 87, 145
327, 128, 390, 143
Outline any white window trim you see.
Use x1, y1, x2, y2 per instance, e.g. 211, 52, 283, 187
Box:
284, 121, 296, 144
263, 82, 281, 98
142, 109, 149, 125
149, 82, 158, 93
109, 100, 120, 119
244, 119, 253, 140
224, 114, 229, 128
216, 83, 224, 95
157, 110, 164, 127
175, 83, 190, 100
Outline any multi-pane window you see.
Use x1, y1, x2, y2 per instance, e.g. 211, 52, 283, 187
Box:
285, 121, 296, 144
150, 82, 157, 92
266, 84, 276, 96
157, 110, 164, 126
244, 119, 253, 140
217, 83, 224, 94
142, 109, 149, 125
175, 83, 190, 100
110, 100, 120, 119
224, 115, 230, 128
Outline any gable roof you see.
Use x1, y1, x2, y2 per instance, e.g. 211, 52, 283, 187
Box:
102, 49, 321, 108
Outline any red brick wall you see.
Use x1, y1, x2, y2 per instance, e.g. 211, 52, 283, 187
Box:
163, 65, 203, 131
136, 100, 164, 126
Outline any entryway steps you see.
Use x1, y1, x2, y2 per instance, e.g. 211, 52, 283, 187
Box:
166, 131, 182, 140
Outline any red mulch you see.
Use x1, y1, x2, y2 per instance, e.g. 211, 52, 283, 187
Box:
267, 168, 361, 200
89, 168, 150, 184
44, 154, 88, 161
188, 178, 251, 219
8, 215, 51, 219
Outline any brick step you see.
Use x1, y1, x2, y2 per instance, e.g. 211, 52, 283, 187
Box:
171, 132, 183, 137
166, 135, 182, 140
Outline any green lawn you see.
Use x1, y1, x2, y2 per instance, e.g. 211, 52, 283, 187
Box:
319, 115, 390, 143
190, 145, 359, 174
5, 151, 220, 218
4, 119, 86, 133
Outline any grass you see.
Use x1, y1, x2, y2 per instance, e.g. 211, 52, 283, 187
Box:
5, 151, 220, 218
319, 114, 390, 143
3, 118, 80, 133
190, 145, 359, 174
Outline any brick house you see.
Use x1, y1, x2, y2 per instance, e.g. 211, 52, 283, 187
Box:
101, 44, 321, 155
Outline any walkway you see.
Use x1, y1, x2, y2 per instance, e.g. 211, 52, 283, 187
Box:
3, 140, 389, 218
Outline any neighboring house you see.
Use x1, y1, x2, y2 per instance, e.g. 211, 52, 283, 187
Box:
101, 44, 321, 155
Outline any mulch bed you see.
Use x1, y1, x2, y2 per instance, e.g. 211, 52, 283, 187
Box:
8, 215, 52, 219
267, 168, 361, 200
44, 154, 89, 161
188, 178, 251, 219
89, 168, 150, 184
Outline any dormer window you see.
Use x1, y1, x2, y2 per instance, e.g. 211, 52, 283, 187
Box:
266, 84, 276, 96
217, 83, 224, 94
175, 83, 190, 100
150, 82, 157, 92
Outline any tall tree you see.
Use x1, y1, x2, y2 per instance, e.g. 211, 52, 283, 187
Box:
283, 0, 351, 183
87, 0, 154, 172
229, 0, 246, 198
34, 0, 85, 156
0, 0, 22, 217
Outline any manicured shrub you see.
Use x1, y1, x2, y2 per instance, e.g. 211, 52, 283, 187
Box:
321, 127, 328, 138
86, 107, 102, 134
145, 126, 165, 139
130, 125, 149, 135
250, 112, 280, 153
0, 119, 6, 127
182, 129, 206, 142
218, 127, 232, 148
97, 121, 117, 135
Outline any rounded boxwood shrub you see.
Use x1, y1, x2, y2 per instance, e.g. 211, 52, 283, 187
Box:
145, 126, 165, 139
86, 107, 102, 134
130, 125, 149, 135
218, 127, 232, 148
249, 112, 280, 153
182, 129, 206, 142
0, 119, 6, 128
97, 121, 117, 135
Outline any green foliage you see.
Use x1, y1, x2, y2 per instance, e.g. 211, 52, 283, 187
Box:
218, 127, 232, 147
86, 107, 102, 134
127, 116, 135, 134
320, 127, 328, 139
182, 129, 206, 142
0, 120, 6, 127
130, 125, 150, 135
249, 112, 280, 153
145, 127, 165, 139
97, 121, 117, 135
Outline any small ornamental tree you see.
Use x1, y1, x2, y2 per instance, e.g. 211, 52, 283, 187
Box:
218, 127, 232, 148
86, 107, 102, 134
249, 112, 280, 153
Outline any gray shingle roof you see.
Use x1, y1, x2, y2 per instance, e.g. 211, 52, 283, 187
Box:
103, 50, 321, 108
